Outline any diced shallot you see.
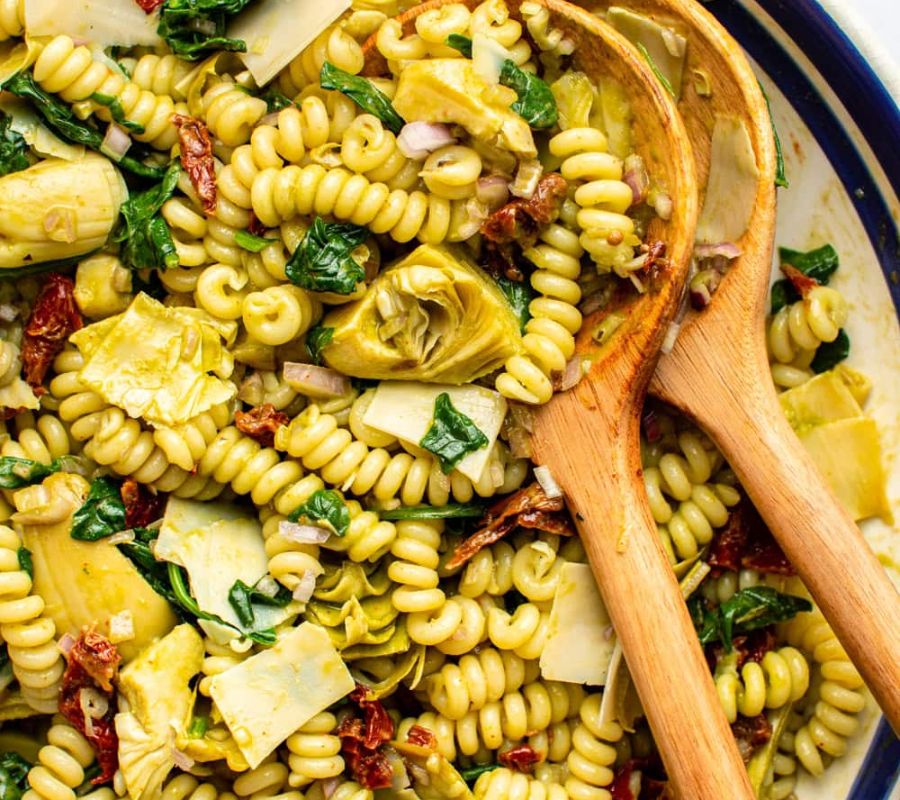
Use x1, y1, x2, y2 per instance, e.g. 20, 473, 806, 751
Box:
172, 747, 195, 771
254, 575, 281, 599
107, 529, 135, 545
693, 242, 742, 260
283, 362, 351, 399
533, 465, 563, 499
396, 122, 456, 159
475, 175, 510, 209
654, 192, 673, 220
509, 159, 543, 199
58, 633, 76, 656
100, 123, 131, 162
0, 304, 18, 322
622, 154, 649, 206
558, 356, 583, 391
455, 198, 489, 240
79, 687, 109, 736
292, 570, 318, 603
108, 610, 135, 644
279, 520, 331, 544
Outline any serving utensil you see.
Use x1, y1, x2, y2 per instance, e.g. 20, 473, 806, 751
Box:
366, 1, 755, 796
579, 0, 900, 731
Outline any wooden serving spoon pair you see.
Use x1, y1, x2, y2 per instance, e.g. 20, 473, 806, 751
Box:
366, 0, 899, 797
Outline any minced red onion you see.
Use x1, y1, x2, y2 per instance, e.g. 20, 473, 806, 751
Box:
475, 175, 510, 209
172, 747, 195, 771
279, 520, 331, 544
283, 362, 351, 399
661, 321, 681, 354
654, 192, 673, 220
292, 570, 318, 603
623, 154, 649, 206
397, 122, 456, 159
534, 465, 563, 499
320, 778, 340, 800
0, 304, 18, 322
254, 575, 281, 599
558, 356, 583, 391
108, 529, 135, 545
58, 633, 76, 656
100, 123, 131, 162
80, 687, 108, 736
693, 242, 742, 260
258, 112, 280, 128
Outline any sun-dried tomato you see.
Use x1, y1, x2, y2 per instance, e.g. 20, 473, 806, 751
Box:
708, 501, 793, 576
247, 210, 267, 237
446, 483, 574, 570
781, 264, 818, 299
173, 114, 217, 215
405, 725, 437, 750
731, 714, 772, 763
610, 758, 670, 800
235, 404, 290, 448
641, 408, 663, 444
481, 174, 568, 245
642, 241, 669, 278
525, 173, 568, 224
133, 0, 164, 11
724, 629, 777, 668
22, 274, 82, 392
337, 685, 395, 790
120, 479, 165, 530
59, 631, 120, 785
499, 744, 541, 774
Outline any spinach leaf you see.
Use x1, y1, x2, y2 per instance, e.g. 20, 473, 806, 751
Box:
759, 81, 788, 188
91, 93, 144, 134
260, 87, 293, 113
305, 325, 334, 365
234, 230, 276, 252
769, 244, 839, 313
285, 217, 368, 294
499, 59, 558, 129
319, 62, 405, 134
497, 277, 533, 333
636, 43, 675, 98
444, 33, 473, 57
459, 764, 498, 786
227, 578, 292, 628
696, 586, 812, 651
810, 329, 850, 373
16, 547, 32, 580
289, 489, 350, 536
115, 162, 181, 270
70, 476, 126, 541
0, 113, 29, 177
420, 393, 489, 474
0, 752, 30, 800
167, 562, 276, 646
0, 457, 58, 490
1, 71, 166, 179
157, 0, 252, 60
379, 502, 486, 520
117, 528, 178, 606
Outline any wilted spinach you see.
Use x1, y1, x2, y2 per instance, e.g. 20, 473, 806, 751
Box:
157, 0, 252, 59
810, 329, 850, 372
0, 752, 30, 800
319, 62, 405, 134
499, 60, 557, 128
289, 489, 350, 536
0, 456, 59, 490
379, 502, 486, 520
497, 277, 533, 333
115, 162, 181, 270
227, 578, 292, 629
305, 324, 334, 365
285, 217, 368, 294
770, 244, 839, 313
420, 393, 489, 474
70, 476, 127, 541
234, 230, 276, 252
0, 113, 29, 177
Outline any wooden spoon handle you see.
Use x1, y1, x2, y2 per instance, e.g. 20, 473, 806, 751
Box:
696, 388, 900, 731
536, 409, 754, 799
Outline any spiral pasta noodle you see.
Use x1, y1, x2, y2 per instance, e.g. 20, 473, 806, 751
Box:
474, 768, 568, 800
277, 23, 365, 97
341, 114, 419, 191
124, 53, 192, 101
565, 693, 622, 800
715, 647, 810, 723
159, 774, 237, 800
0, 0, 24, 41
22, 721, 114, 800
0, 413, 72, 464
388, 519, 445, 614
0, 525, 64, 713
200, 80, 268, 148
152, 403, 234, 472
260, 510, 324, 593
285, 712, 344, 788
32, 35, 184, 149
0, 339, 21, 388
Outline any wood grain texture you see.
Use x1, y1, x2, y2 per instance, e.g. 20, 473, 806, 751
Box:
579, 0, 900, 732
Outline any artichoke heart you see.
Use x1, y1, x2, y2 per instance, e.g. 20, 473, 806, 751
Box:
0, 154, 127, 268
322, 244, 522, 384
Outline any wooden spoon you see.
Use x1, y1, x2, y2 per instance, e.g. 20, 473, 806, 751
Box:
366, 2, 754, 797
577, 0, 900, 730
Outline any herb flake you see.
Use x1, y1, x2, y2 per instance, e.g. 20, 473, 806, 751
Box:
286, 217, 368, 295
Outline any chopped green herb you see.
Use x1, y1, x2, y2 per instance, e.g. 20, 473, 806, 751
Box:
0, 456, 57, 490
234, 229, 277, 252
260, 87, 293, 113
378, 502, 486, 520
444, 33, 473, 58
695, 586, 812, 651
637, 42, 675, 98
71, 476, 127, 541
305, 324, 334, 365
810, 329, 850, 372
497, 277, 533, 333
157, 0, 252, 60
0, 752, 30, 800
16, 547, 32, 580
319, 62, 405, 134
289, 489, 350, 537
115, 162, 181, 270
1, 71, 166, 179
227, 577, 292, 628
420, 393, 489, 474
0, 113, 29, 177
499, 59, 558, 128
286, 217, 368, 295
459, 764, 498, 786
770, 244, 839, 313
759, 81, 788, 188
91, 92, 144, 134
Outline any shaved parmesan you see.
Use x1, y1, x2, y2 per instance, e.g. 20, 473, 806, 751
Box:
229, 0, 350, 86
540, 562, 616, 685
362, 381, 506, 483
25, 0, 161, 47
209, 623, 354, 768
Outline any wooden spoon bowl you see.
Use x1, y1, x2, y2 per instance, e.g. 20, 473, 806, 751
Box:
365, 3, 754, 797
577, 0, 900, 730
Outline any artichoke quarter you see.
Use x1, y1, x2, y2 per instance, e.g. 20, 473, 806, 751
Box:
0, 153, 127, 268
321, 244, 523, 384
